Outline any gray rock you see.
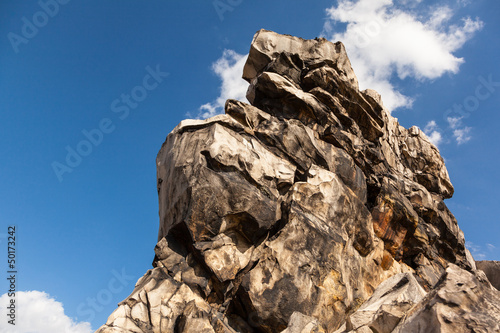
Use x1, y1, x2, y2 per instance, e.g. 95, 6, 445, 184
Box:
242, 29, 358, 89
335, 273, 426, 332
96, 30, 499, 333
394, 264, 500, 333
281, 312, 326, 333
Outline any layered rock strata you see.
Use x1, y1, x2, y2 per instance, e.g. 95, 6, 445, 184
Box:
96, 29, 500, 333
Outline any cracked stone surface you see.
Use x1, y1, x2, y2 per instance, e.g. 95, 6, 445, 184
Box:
96, 29, 500, 333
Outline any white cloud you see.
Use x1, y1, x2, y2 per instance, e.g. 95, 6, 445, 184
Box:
423, 120, 443, 147
467, 241, 497, 260
453, 126, 472, 144
0, 291, 92, 333
196, 50, 249, 119
447, 116, 472, 145
323, 0, 483, 111
466, 241, 486, 260
400, 0, 423, 7
447, 116, 462, 129
427, 131, 443, 147
427, 6, 453, 29
424, 120, 438, 132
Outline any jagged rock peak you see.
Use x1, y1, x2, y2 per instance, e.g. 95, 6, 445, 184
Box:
243, 29, 359, 89
96, 30, 500, 333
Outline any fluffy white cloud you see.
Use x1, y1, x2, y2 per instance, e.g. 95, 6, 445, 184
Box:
423, 120, 443, 147
447, 116, 472, 144
197, 50, 249, 119
453, 126, 472, 144
323, 0, 483, 111
447, 116, 462, 129
0, 291, 92, 333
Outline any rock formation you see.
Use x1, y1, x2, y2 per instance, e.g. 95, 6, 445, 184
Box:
96, 29, 500, 333
476, 261, 500, 291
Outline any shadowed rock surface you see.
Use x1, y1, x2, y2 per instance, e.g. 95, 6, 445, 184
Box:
96, 29, 500, 333
476, 260, 500, 291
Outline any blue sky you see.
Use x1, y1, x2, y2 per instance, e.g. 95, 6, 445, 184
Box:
0, 0, 498, 331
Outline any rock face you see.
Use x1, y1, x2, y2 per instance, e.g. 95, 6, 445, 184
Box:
476, 261, 500, 291
96, 29, 500, 333
335, 264, 500, 333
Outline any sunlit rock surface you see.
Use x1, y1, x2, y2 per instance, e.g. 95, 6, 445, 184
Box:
96, 29, 500, 333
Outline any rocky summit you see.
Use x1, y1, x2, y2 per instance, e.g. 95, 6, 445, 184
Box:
96, 30, 500, 333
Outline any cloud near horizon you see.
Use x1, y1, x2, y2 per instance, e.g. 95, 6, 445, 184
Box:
322, 0, 483, 111
0, 291, 92, 333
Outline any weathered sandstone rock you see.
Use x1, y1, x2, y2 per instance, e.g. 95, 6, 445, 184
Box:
96, 29, 500, 333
